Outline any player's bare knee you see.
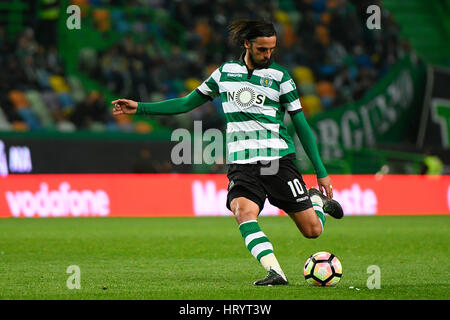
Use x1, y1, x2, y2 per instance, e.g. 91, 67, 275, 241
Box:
235, 206, 257, 223
303, 224, 322, 239
230, 198, 259, 223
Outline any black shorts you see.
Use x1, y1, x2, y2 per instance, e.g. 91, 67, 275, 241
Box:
226, 155, 313, 214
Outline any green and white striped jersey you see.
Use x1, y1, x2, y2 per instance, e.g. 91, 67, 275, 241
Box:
196, 57, 302, 164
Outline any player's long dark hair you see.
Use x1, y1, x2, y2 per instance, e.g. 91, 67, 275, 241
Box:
228, 19, 276, 47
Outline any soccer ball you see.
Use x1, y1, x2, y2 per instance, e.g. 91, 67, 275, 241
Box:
303, 251, 342, 287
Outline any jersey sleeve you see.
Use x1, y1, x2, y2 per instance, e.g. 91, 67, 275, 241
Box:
279, 72, 302, 115
196, 67, 221, 100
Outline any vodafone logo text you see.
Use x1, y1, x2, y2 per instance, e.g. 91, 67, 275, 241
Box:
5, 182, 110, 217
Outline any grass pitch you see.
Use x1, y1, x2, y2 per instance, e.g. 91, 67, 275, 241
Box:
0, 216, 448, 300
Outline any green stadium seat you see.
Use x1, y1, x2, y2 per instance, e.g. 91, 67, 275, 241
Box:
67, 75, 87, 103
25, 90, 54, 128
88, 121, 107, 132
0, 106, 12, 131
78, 48, 98, 74
299, 82, 317, 96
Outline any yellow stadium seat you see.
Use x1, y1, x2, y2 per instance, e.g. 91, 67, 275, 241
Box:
293, 66, 315, 84
184, 78, 202, 92
301, 95, 323, 117
49, 75, 71, 93
274, 10, 290, 26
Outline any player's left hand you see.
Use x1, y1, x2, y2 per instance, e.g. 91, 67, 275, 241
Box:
317, 175, 333, 199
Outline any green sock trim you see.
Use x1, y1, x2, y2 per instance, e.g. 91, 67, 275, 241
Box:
314, 207, 326, 227
247, 236, 271, 251
238, 220, 260, 238
239, 220, 274, 261
256, 249, 274, 262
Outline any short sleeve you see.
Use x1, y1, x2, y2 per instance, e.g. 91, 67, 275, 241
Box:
196, 68, 221, 100
279, 72, 302, 115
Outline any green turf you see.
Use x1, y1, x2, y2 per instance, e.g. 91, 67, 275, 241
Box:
0, 216, 448, 300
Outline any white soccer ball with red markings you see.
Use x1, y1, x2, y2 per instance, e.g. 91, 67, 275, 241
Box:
303, 251, 343, 287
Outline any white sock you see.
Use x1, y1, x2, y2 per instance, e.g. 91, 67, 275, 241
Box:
310, 194, 324, 207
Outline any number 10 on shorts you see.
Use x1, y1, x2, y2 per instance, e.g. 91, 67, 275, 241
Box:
287, 179, 305, 198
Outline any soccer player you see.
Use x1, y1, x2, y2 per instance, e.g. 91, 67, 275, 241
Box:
112, 19, 343, 286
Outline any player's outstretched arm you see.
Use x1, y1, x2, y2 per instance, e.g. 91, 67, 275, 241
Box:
291, 111, 333, 199
111, 90, 209, 116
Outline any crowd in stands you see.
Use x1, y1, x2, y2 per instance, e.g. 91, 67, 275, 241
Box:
0, 26, 116, 132
0, 0, 411, 134
82, 0, 410, 129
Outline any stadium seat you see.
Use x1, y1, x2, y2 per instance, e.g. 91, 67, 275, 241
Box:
25, 90, 54, 128
92, 8, 111, 32
111, 9, 129, 34
315, 25, 330, 46
318, 64, 337, 77
194, 19, 212, 47
134, 121, 153, 134
320, 96, 334, 110
71, 0, 89, 14
88, 121, 107, 132
67, 75, 87, 103
36, 69, 52, 89
49, 75, 71, 93
287, 11, 301, 29
316, 81, 336, 110
293, 66, 315, 84
11, 121, 28, 131
281, 25, 296, 48
316, 81, 336, 98
326, 0, 339, 9
115, 114, 135, 133
56, 120, 76, 132
17, 108, 41, 130
311, 0, 327, 13
300, 95, 323, 117
57, 93, 76, 111
299, 82, 317, 96
8, 90, 30, 109
78, 48, 98, 74
0, 107, 12, 131
41, 91, 62, 111
274, 10, 291, 26
321, 12, 331, 25
184, 78, 202, 92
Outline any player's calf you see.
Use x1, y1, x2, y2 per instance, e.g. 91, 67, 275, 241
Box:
288, 208, 323, 239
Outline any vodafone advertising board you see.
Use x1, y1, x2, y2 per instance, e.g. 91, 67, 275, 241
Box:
0, 174, 449, 218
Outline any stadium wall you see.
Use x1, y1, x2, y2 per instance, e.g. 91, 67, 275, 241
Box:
0, 174, 448, 218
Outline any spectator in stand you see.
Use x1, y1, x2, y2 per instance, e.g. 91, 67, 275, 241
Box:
0, 1, 409, 134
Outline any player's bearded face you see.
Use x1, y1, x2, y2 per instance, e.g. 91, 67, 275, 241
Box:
247, 36, 276, 69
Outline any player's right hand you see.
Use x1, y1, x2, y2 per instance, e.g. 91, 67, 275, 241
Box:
317, 175, 333, 200
111, 99, 138, 115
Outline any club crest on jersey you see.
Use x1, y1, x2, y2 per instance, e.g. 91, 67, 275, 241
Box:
260, 75, 273, 87
227, 87, 265, 109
